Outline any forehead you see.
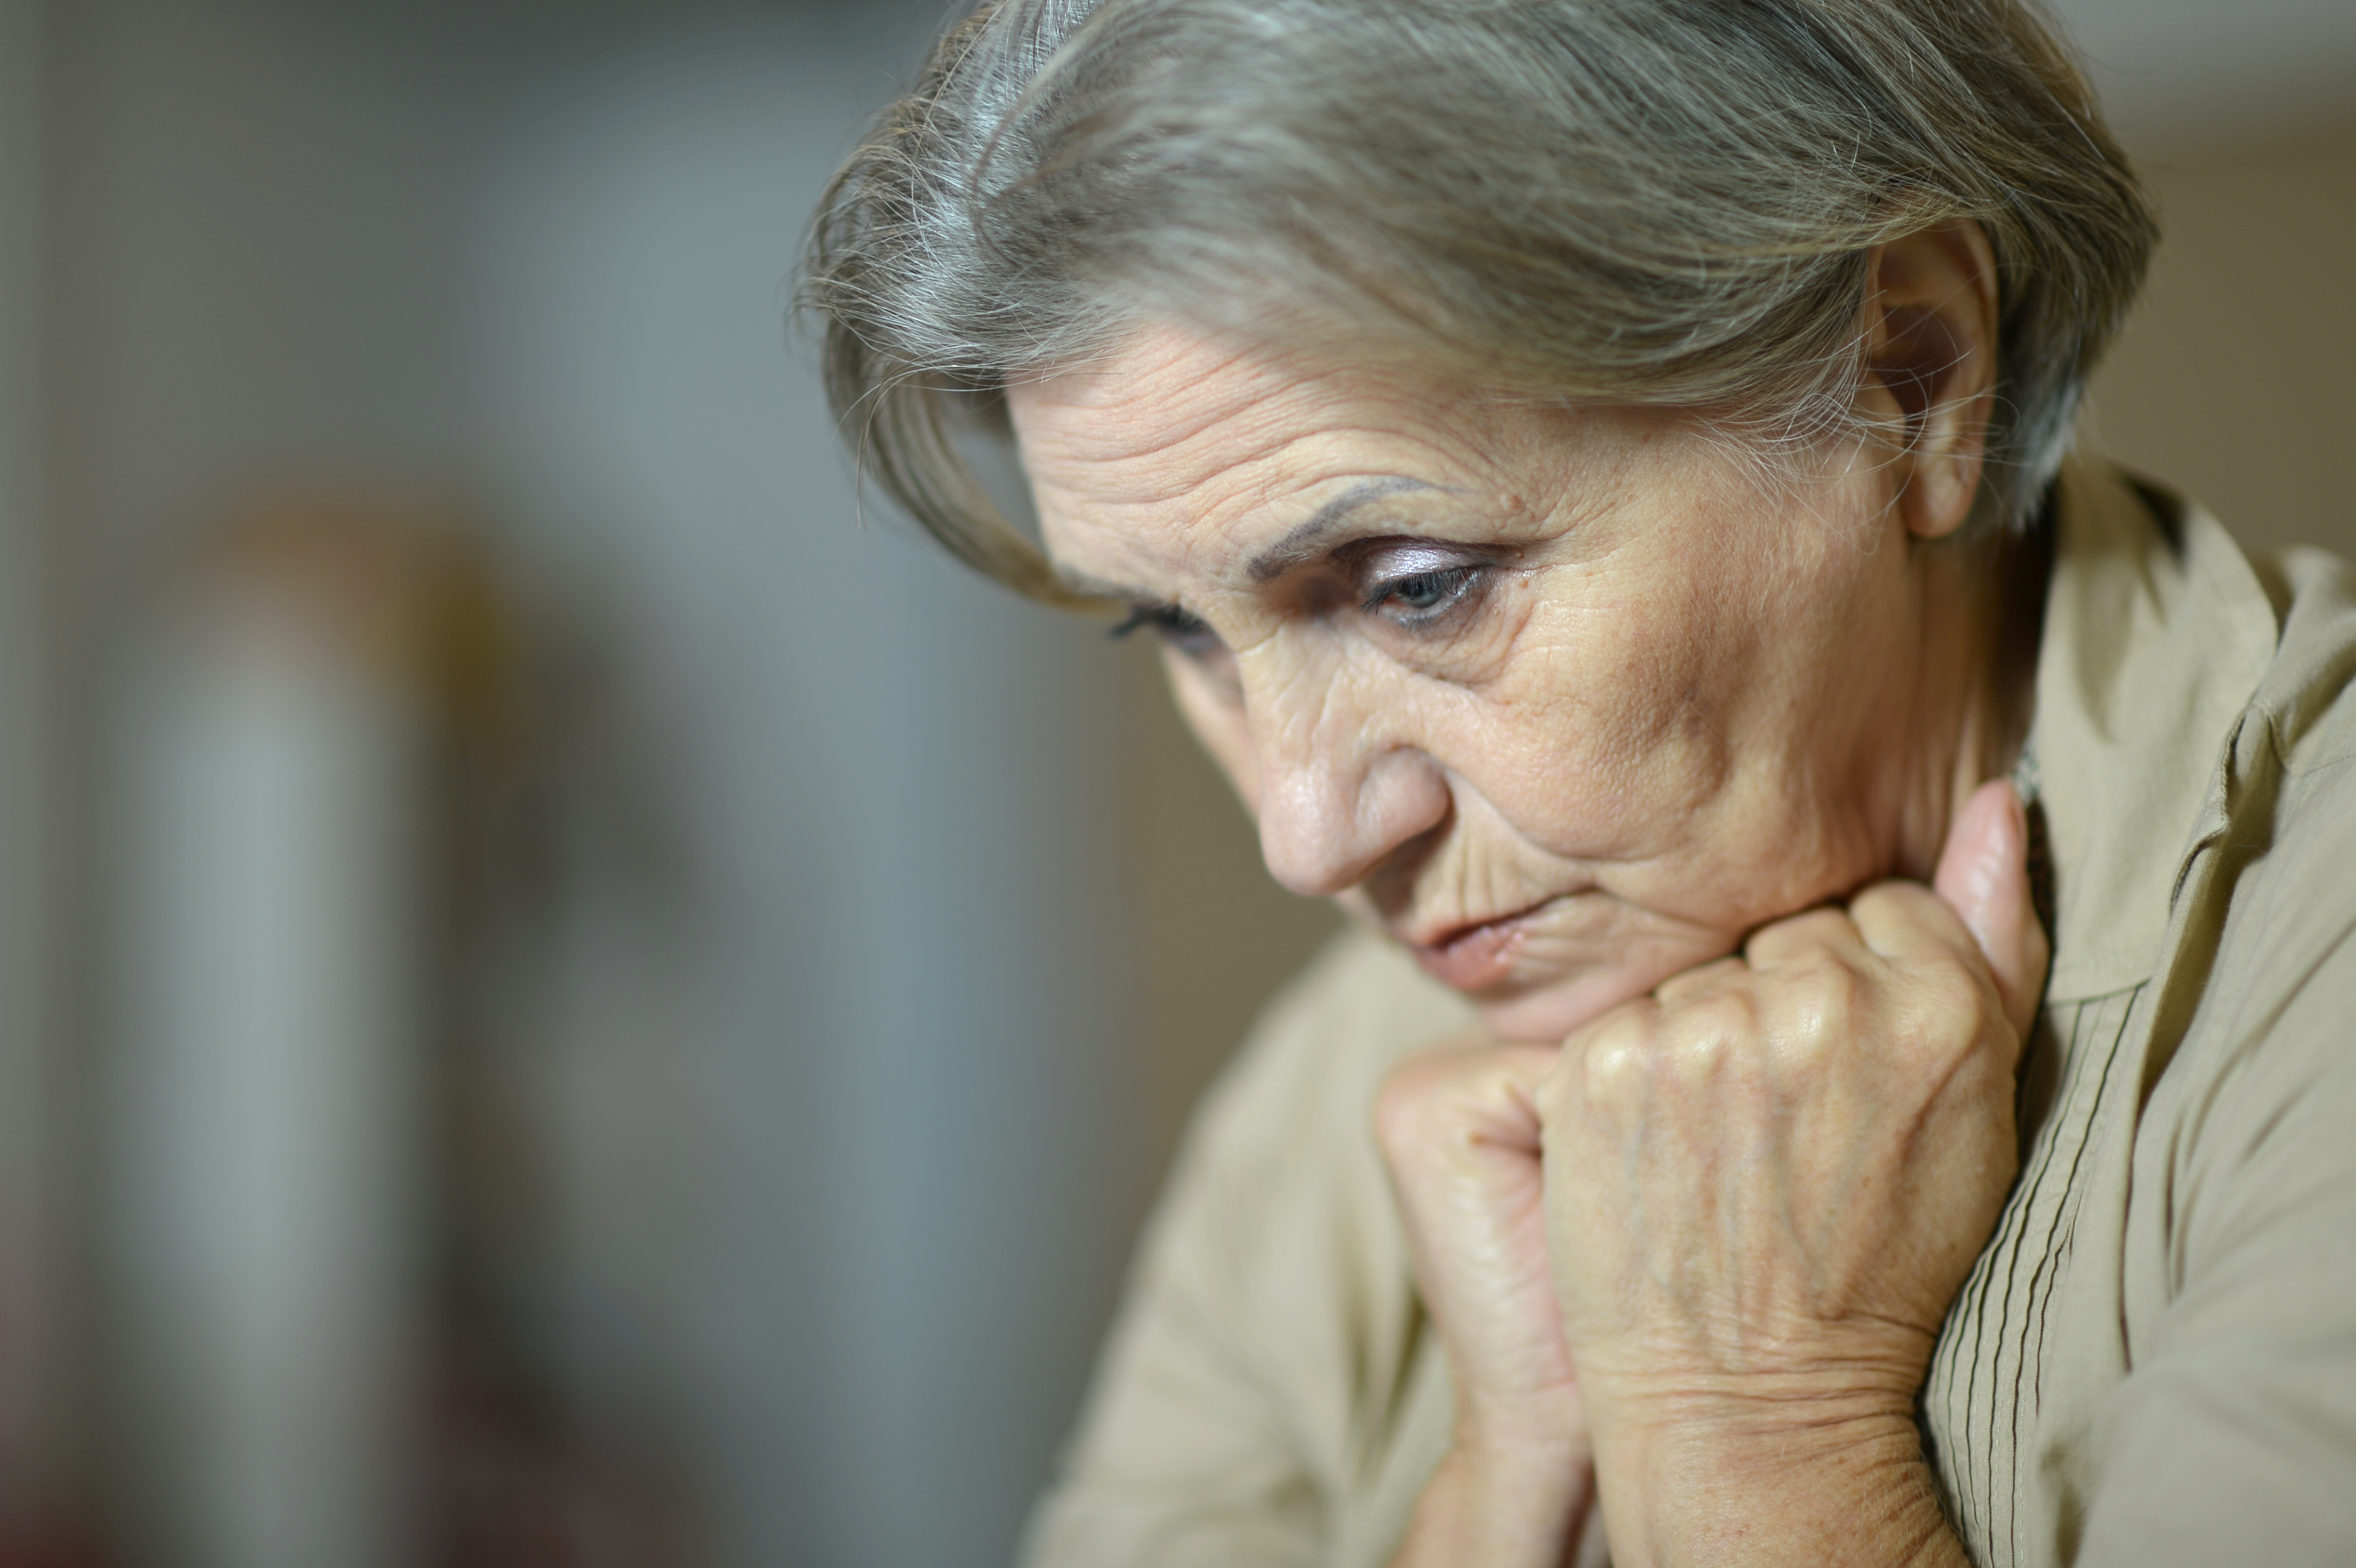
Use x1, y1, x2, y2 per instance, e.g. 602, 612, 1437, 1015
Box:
1005, 324, 1550, 577
1011, 327, 1476, 478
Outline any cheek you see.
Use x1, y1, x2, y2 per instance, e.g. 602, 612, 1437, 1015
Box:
1162, 649, 1261, 812
1458, 564, 1752, 854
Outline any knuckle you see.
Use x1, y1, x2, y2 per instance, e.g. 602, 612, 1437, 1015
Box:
1894, 965, 1996, 1078
1664, 989, 1756, 1079
1778, 954, 1862, 1053
1789, 951, 1863, 1011
1845, 883, 1899, 927
1907, 958, 1988, 1039
1663, 955, 1765, 1011
1854, 880, 1930, 923
1751, 906, 1850, 957
1578, 1008, 1654, 1111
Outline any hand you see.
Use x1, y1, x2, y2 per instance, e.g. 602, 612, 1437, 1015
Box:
1537, 779, 2048, 1566
1377, 1041, 1595, 1567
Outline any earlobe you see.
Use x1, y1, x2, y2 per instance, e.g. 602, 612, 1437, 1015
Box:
1860, 221, 2000, 541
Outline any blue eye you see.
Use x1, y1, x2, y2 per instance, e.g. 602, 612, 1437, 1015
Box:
1366, 566, 1479, 621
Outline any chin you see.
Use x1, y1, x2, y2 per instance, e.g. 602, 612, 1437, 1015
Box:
1366, 890, 1751, 1042
1467, 969, 1666, 1044
1455, 924, 1745, 1042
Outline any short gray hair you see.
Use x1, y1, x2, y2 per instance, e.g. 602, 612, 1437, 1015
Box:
801, 0, 2155, 601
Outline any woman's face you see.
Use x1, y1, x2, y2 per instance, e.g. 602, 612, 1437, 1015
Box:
1009, 326, 1945, 1042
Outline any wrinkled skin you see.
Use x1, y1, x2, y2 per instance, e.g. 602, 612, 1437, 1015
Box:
1009, 222, 2048, 1566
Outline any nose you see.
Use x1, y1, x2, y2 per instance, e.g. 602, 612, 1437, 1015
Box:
1248, 666, 1452, 898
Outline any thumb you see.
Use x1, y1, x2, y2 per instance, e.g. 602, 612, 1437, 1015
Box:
1933, 778, 2050, 1037
1375, 1041, 1557, 1169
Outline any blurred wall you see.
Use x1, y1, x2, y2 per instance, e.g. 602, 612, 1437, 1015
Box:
2085, 119, 2356, 562
464, 23, 1133, 1564
44, 7, 480, 1562
2055, 0, 2356, 156
42, 3, 1139, 1567
47, 0, 476, 584
0, 0, 70, 1535
1115, 641, 1339, 1200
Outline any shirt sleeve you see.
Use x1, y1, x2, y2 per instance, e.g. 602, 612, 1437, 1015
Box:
2076, 864, 2356, 1565
1014, 1107, 1328, 1568
1018, 929, 1467, 1568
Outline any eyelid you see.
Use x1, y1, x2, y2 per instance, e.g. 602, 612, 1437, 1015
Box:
1355, 541, 1478, 579
1353, 538, 1491, 599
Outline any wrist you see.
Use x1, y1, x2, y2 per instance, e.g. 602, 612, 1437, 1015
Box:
1452, 1417, 1592, 1504
1592, 1401, 1962, 1568
1398, 1441, 1593, 1568
1456, 1385, 1591, 1463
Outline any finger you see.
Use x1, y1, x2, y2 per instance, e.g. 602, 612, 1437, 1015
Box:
1457, 1045, 1561, 1155
1848, 878, 1981, 969
1932, 778, 2050, 1035
1538, 995, 1655, 1138
1743, 906, 1870, 970
1376, 1043, 1559, 1161
1652, 954, 1751, 1006
1842, 785, 2035, 971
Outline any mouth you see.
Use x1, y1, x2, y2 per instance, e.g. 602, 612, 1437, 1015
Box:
1404, 902, 1557, 992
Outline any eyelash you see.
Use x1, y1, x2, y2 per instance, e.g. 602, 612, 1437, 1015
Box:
1362, 565, 1483, 627
1108, 601, 1220, 652
1106, 561, 1487, 656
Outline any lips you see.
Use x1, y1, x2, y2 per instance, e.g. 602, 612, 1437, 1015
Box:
1407, 906, 1546, 991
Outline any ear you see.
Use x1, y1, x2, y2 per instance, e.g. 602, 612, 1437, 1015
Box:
1857, 220, 2000, 541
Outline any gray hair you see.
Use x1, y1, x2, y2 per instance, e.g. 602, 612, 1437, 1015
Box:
801, 0, 2155, 601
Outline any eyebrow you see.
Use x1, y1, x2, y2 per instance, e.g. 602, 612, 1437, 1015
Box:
1246, 477, 1440, 581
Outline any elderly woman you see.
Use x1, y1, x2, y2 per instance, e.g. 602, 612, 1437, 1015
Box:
802, 1, 2356, 1563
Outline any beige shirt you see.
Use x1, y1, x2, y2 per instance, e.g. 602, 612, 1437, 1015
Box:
1022, 461, 2356, 1568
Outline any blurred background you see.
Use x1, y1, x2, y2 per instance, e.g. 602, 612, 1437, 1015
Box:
0, 1, 2347, 1565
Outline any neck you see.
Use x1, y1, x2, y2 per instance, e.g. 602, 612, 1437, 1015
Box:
1891, 511, 2051, 883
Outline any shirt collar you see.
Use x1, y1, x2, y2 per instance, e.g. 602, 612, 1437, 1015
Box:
2031, 457, 2280, 1002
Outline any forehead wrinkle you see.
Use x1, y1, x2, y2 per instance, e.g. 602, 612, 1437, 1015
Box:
1022, 339, 1315, 471
1017, 334, 1530, 598
1035, 393, 1332, 531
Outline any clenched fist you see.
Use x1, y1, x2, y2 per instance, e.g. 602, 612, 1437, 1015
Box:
1541, 779, 2045, 1565
1381, 781, 2046, 1568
